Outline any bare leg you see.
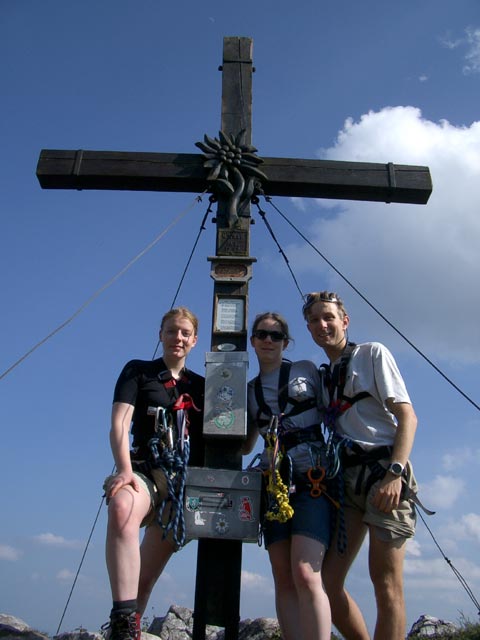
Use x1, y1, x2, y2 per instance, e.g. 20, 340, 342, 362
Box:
136, 523, 175, 616
291, 534, 331, 640
105, 485, 152, 601
322, 508, 371, 640
369, 531, 407, 640
268, 540, 300, 640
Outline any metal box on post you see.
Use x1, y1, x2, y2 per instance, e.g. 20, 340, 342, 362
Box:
203, 351, 249, 438
185, 467, 262, 542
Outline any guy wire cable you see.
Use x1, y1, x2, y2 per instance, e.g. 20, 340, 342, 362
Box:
51, 192, 207, 630
0, 192, 206, 382
57, 193, 211, 626
252, 197, 305, 303
257, 195, 480, 614
262, 195, 480, 413
151, 195, 215, 360
55, 465, 115, 635
416, 509, 480, 615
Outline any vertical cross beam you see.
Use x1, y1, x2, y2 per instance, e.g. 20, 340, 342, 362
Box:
192, 37, 254, 640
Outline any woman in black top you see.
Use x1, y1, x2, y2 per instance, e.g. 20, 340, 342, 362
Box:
103, 307, 204, 640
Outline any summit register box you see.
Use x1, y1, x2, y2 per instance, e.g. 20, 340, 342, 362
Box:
203, 351, 248, 438
184, 467, 262, 542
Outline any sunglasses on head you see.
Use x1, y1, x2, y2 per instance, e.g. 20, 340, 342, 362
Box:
302, 292, 340, 314
252, 329, 287, 342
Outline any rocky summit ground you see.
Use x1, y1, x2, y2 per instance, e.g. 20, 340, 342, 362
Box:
0, 608, 463, 640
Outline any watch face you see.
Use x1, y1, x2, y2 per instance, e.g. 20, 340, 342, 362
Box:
390, 462, 404, 475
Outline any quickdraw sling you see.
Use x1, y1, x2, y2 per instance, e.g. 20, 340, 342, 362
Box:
263, 416, 294, 524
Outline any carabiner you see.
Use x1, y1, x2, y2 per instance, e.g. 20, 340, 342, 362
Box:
307, 466, 325, 498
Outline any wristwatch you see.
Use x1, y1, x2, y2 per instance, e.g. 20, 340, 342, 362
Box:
387, 461, 405, 477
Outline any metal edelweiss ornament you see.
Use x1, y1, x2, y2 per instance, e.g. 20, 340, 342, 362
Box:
195, 130, 267, 227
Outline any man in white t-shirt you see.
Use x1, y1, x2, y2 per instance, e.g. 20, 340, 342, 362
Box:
303, 291, 418, 640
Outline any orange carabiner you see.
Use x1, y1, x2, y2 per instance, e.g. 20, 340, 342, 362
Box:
307, 467, 325, 498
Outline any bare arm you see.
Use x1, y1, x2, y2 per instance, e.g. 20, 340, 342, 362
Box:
105, 401, 141, 500
386, 399, 417, 465
372, 400, 417, 513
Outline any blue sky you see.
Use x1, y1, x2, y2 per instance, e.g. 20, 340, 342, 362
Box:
1, 0, 480, 636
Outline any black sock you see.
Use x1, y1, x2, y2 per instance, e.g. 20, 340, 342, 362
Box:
111, 600, 137, 616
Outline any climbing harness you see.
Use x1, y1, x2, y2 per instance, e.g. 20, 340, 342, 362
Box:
321, 342, 371, 434
138, 393, 199, 548
253, 361, 331, 524
130, 365, 201, 549
320, 342, 372, 484
321, 343, 435, 516
254, 359, 317, 427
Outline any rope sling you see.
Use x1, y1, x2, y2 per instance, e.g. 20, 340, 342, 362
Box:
263, 416, 294, 523
141, 394, 198, 549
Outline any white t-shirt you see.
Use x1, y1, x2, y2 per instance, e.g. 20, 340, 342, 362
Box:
323, 342, 411, 450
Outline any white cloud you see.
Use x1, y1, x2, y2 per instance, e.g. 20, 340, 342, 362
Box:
406, 539, 422, 557
56, 568, 91, 586
461, 513, 480, 543
287, 106, 480, 364
420, 475, 464, 510
0, 543, 22, 561
290, 196, 307, 212
404, 557, 480, 601
442, 447, 480, 472
33, 532, 83, 549
57, 568, 75, 581
155, 570, 189, 607
446, 513, 480, 544
464, 27, 480, 74
242, 569, 274, 593
440, 26, 480, 74
439, 33, 463, 50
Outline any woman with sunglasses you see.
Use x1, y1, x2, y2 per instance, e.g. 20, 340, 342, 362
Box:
243, 312, 332, 640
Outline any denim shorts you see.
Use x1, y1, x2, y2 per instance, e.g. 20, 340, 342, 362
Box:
263, 489, 333, 549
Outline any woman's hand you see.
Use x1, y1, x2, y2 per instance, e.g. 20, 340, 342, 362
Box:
104, 470, 140, 503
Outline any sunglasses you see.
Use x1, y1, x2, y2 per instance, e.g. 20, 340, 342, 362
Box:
252, 330, 287, 342
302, 292, 340, 314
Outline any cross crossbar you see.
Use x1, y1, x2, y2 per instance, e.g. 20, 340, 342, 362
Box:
37, 149, 431, 204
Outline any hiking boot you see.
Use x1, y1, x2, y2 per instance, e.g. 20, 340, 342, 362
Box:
103, 610, 140, 640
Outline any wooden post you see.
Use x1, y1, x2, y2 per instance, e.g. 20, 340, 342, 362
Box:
192, 37, 253, 640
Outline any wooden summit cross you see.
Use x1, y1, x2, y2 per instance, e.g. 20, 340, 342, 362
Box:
36, 37, 432, 640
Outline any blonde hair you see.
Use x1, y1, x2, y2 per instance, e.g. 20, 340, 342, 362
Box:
160, 306, 199, 335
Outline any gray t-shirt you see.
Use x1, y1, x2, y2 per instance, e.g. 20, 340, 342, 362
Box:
247, 360, 326, 474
